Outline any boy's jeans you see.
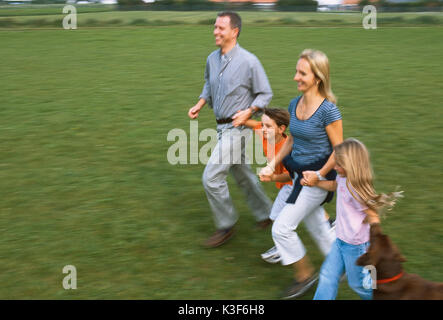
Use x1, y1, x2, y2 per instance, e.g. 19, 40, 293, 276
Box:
314, 238, 373, 300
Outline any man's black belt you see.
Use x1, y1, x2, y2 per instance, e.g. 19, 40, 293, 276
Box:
216, 117, 233, 124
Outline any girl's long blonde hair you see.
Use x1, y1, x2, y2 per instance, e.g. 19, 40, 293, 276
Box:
299, 49, 336, 104
334, 138, 402, 212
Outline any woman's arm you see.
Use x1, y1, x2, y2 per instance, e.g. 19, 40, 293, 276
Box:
319, 119, 343, 177
302, 119, 343, 186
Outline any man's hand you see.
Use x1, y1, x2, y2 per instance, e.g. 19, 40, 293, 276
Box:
188, 104, 202, 119
232, 107, 253, 127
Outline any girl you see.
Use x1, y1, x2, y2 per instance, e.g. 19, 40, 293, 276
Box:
310, 138, 402, 300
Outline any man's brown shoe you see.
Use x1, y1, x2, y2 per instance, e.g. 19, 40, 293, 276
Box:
204, 227, 235, 248
256, 218, 272, 230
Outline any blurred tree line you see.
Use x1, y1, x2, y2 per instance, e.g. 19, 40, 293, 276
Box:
0, 0, 440, 11
359, 0, 441, 6
359, 0, 442, 10
0, 0, 66, 3
117, 0, 318, 11
116, 0, 442, 11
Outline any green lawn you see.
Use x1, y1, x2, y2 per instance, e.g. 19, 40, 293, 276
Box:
0, 11, 442, 299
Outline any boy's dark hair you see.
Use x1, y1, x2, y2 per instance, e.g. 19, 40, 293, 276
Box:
264, 108, 290, 129
217, 11, 242, 38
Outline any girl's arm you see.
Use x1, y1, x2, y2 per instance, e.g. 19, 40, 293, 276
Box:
243, 119, 261, 129
363, 208, 380, 225
272, 173, 292, 183
260, 135, 293, 176
260, 172, 292, 183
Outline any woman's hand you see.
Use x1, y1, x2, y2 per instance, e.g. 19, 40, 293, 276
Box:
301, 170, 319, 187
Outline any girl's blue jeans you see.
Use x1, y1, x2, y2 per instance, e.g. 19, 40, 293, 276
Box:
313, 238, 373, 300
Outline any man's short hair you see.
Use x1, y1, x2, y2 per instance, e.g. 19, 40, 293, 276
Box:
217, 11, 242, 39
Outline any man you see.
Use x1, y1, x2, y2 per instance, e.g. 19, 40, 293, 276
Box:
188, 12, 273, 248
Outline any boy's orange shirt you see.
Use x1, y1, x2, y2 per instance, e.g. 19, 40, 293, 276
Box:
253, 123, 293, 189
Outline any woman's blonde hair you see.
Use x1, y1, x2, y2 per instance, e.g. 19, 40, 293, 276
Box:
334, 138, 403, 212
299, 49, 336, 104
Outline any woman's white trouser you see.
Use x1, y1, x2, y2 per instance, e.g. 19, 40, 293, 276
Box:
272, 185, 336, 266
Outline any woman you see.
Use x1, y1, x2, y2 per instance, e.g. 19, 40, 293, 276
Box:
260, 49, 343, 299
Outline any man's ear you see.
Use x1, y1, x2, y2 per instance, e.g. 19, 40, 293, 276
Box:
233, 27, 240, 39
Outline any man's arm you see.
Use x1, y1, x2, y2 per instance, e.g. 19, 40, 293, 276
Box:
232, 57, 272, 127
249, 58, 273, 111
189, 57, 211, 119
199, 58, 212, 106
188, 98, 206, 119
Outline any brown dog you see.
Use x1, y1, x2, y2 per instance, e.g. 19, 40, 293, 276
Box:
356, 224, 443, 300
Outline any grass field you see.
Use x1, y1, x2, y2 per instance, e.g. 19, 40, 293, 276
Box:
0, 9, 442, 299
